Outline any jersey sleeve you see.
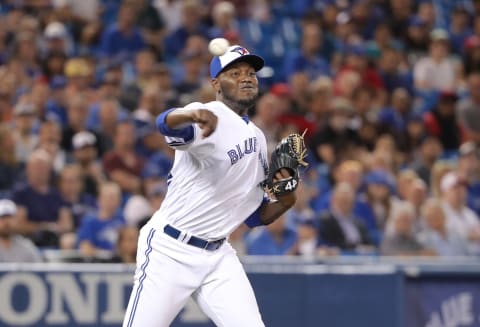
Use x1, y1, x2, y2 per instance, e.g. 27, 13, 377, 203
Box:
156, 102, 218, 159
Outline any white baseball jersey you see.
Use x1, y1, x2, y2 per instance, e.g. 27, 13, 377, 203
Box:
150, 101, 269, 240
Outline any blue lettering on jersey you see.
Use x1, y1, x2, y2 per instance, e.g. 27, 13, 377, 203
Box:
228, 137, 257, 165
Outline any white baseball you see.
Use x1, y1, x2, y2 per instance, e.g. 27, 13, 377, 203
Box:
208, 38, 230, 56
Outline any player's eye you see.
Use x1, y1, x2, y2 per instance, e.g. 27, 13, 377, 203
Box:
248, 72, 256, 77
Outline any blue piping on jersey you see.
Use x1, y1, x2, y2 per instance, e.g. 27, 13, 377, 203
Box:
242, 115, 249, 124
156, 108, 194, 142
244, 195, 270, 228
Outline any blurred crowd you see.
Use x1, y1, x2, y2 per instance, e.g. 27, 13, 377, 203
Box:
1, 0, 480, 263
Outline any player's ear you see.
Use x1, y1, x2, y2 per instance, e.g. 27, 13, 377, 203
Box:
211, 78, 221, 94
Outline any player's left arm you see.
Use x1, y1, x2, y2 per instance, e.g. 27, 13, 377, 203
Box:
246, 131, 308, 227
245, 169, 297, 227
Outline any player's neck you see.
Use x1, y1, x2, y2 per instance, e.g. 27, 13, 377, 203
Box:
221, 98, 249, 116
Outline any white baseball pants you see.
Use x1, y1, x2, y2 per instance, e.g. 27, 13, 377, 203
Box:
123, 222, 265, 327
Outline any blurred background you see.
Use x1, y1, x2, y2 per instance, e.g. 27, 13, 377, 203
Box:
1, 0, 480, 326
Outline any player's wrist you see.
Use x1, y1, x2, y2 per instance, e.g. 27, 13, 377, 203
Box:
276, 192, 296, 209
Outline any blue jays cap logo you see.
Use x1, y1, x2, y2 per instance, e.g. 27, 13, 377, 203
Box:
231, 46, 249, 56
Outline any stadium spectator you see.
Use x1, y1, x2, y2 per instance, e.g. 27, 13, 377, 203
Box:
457, 72, 480, 143
40, 51, 68, 83
317, 182, 372, 252
77, 182, 125, 257
63, 58, 93, 96
208, 1, 239, 40
448, 7, 472, 56
163, 0, 209, 60
44, 77, 69, 127
362, 169, 396, 233
245, 214, 298, 256
378, 47, 414, 95
283, 22, 330, 82
381, 203, 432, 256
58, 164, 96, 229
11, 102, 38, 165
13, 31, 40, 77
61, 94, 93, 153
395, 169, 419, 201
102, 120, 145, 196
334, 45, 384, 97
462, 35, 480, 75
418, 198, 470, 256
71, 131, 105, 197
120, 49, 157, 111
287, 71, 310, 114
391, 177, 427, 237
430, 160, 455, 198
88, 97, 123, 152
42, 21, 73, 58
175, 48, 207, 106
440, 171, 480, 253
409, 137, 444, 186
423, 90, 462, 152
108, 225, 139, 263
36, 120, 66, 173
99, 1, 146, 64
305, 77, 333, 130
456, 142, 480, 216
378, 88, 413, 150
133, 0, 165, 56
313, 160, 377, 234
413, 28, 458, 92
309, 97, 361, 166
12, 149, 73, 248
0, 199, 42, 262
0, 123, 20, 196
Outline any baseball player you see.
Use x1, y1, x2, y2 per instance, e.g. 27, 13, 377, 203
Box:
123, 45, 304, 327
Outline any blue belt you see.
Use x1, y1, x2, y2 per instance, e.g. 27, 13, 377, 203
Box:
163, 224, 225, 251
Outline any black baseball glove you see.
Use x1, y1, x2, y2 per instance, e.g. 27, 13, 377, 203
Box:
266, 131, 308, 196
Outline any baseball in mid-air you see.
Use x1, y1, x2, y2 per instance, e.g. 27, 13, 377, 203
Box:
208, 38, 230, 56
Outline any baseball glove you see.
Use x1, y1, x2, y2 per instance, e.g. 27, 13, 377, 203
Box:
266, 130, 308, 196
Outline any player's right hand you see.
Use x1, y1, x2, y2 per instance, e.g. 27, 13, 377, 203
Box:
191, 109, 218, 138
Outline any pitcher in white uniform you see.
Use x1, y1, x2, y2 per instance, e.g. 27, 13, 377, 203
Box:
123, 44, 299, 327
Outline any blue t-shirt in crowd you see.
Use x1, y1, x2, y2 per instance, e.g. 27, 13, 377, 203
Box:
100, 24, 145, 61
246, 228, 297, 255
12, 184, 66, 223
76, 212, 125, 251
283, 50, 331, 81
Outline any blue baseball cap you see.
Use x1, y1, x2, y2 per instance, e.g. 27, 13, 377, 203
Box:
209, 45, 264, 79
364, 170, 396, 193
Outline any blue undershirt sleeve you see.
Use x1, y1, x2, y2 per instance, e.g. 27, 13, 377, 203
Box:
156, 108, 195, 145
244, 196, 270, 228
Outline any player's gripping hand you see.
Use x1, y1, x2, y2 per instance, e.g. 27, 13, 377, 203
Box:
190, 109, 218, 138
266, 131, 308, 197
273, 168, 297, 208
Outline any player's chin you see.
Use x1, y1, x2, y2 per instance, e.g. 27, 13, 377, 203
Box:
236, 94, 258, 108
237, 89, 258, 101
